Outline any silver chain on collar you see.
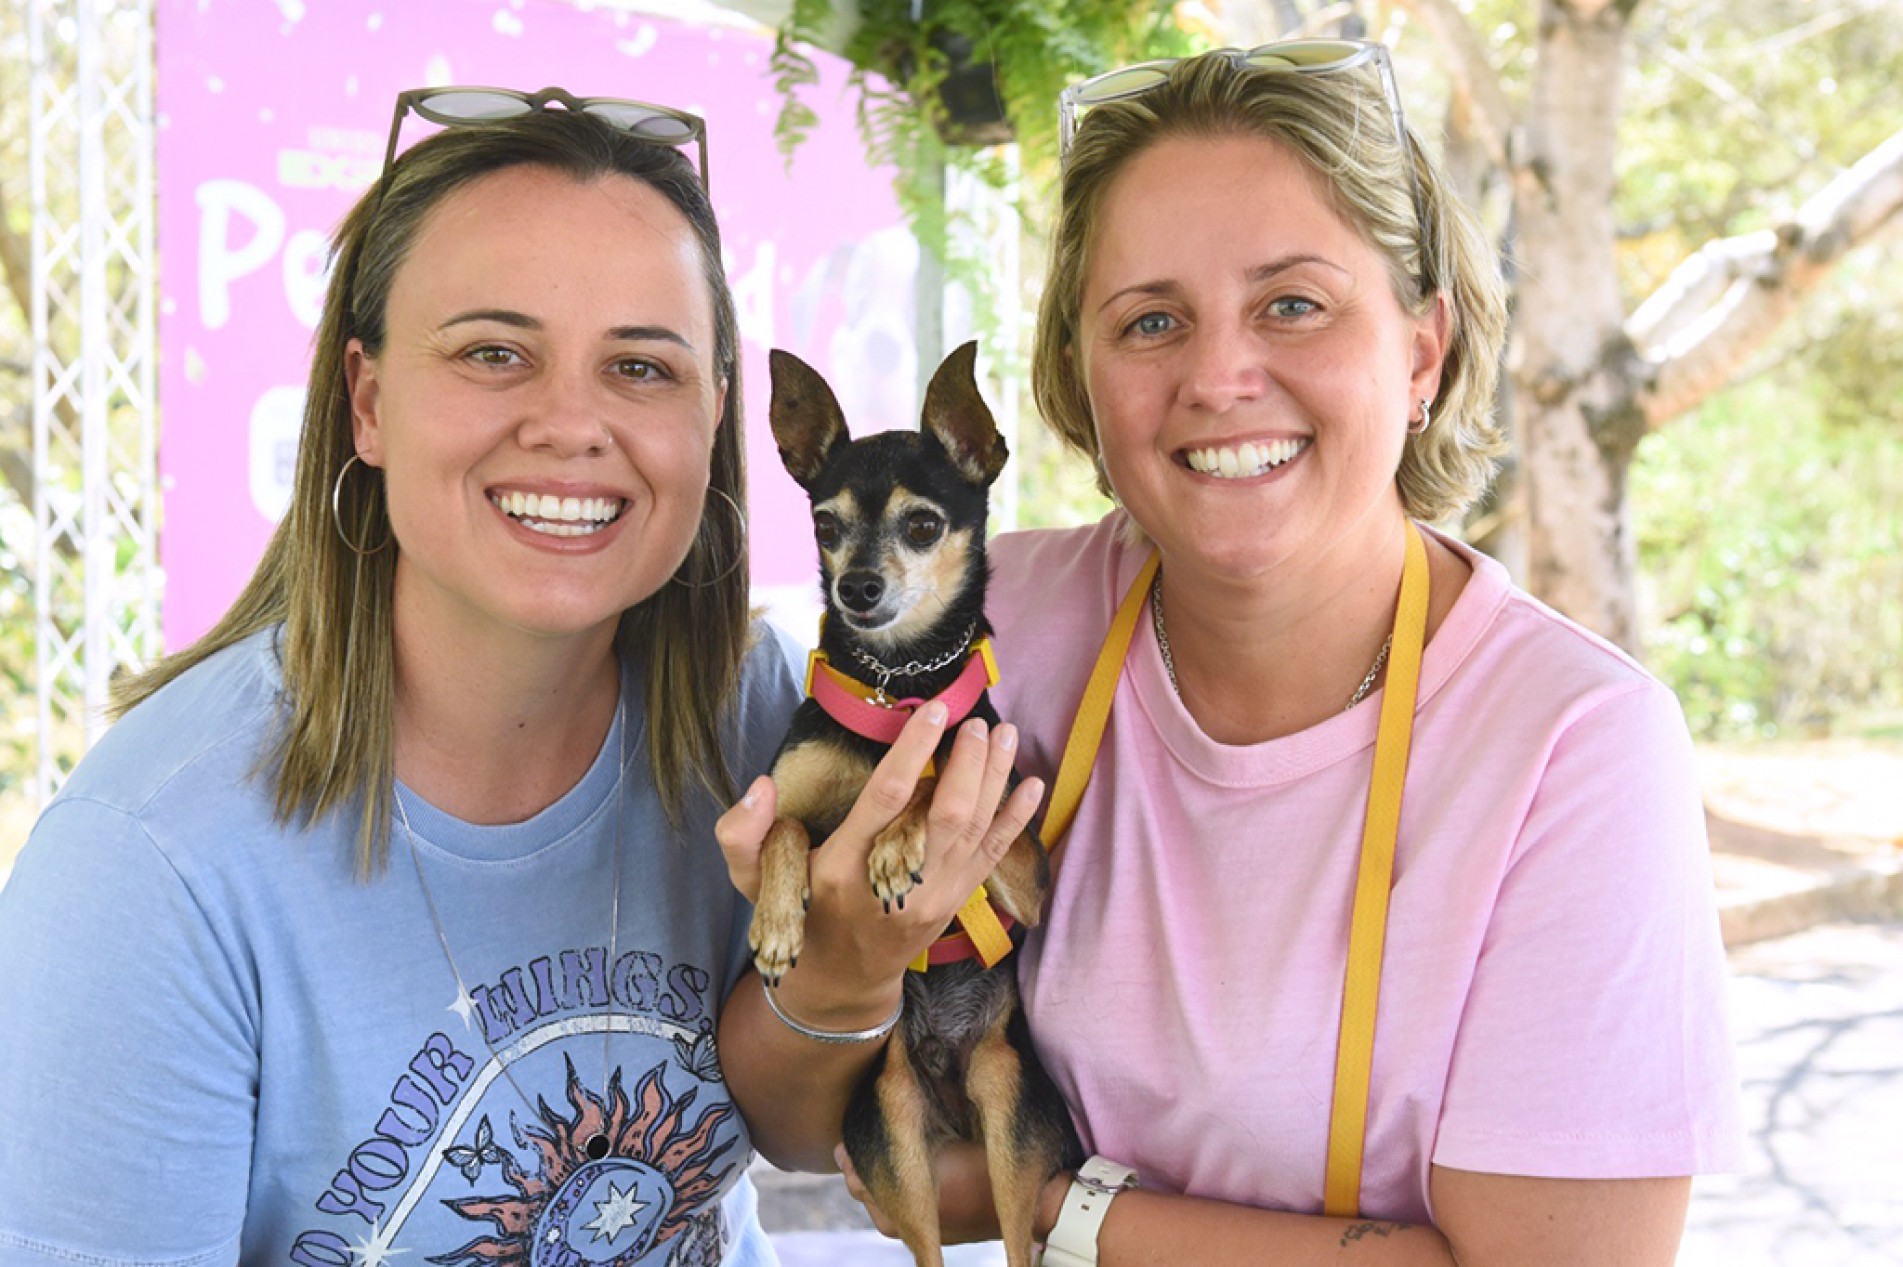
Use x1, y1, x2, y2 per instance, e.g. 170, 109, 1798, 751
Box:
848, 622, 978, 702
1149, 570, 1393, 713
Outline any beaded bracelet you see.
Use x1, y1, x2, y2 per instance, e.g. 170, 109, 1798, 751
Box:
761, 980, 903, 1045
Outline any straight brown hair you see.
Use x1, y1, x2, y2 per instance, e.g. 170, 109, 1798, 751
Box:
114, 109, 751, 875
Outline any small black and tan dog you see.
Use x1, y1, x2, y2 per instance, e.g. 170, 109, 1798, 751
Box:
752, 342, 1081, 1267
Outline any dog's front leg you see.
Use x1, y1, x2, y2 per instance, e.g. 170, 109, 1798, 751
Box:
749, 817, 812, 985
976, 827, 1051, 929
868, 778, 933, 911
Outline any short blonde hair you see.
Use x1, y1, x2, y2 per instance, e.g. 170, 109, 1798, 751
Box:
1033, 50, 1508, 522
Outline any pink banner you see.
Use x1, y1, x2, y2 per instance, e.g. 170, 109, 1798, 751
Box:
157, 0, 919, 648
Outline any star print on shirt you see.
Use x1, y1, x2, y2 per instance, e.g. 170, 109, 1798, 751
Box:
348, 1219, 410, 1267
447, 984, 477, 1027
584, 1180, 650, 1244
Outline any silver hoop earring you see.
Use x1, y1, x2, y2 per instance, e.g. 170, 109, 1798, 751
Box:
671, 485, 747, 589
331, 454, 393, 556
1407, 398, 1434, 436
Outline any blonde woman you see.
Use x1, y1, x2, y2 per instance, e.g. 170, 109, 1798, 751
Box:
723, 44, 1741, 1266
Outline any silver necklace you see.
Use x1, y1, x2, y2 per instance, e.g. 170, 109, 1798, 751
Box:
1149, 571, 1393, 712
848, 622, 977, 701
396, 698, 626, 1163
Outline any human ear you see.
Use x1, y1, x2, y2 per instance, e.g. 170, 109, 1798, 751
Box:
1409, 291, 1452, 406
344, 338, 385, 467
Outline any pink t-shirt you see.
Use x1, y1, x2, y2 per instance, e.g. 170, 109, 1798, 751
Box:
987, 514, 1741, 1225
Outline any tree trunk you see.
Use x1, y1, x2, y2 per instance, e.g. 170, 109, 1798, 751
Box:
1511, 0, 1647, 649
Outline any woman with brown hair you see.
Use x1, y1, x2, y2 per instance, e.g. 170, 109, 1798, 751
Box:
0, 89, 1030, 1265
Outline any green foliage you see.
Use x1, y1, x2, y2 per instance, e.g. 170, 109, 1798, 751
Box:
1620, 0, 1903, 299
770, 1, 1189, 289
1621, 2, 1903, 742
1786, 254, 1903, 436
769, 0, 829, 159
1, 491, 34, 860
1609, 0, 1903, 746
1010, 412, 1110, 532
1635, 341, 1903, 741
785, 0, 1188, 169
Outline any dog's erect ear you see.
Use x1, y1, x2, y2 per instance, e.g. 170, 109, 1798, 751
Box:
920, 341, 1007, 488
768, 349, 849, 488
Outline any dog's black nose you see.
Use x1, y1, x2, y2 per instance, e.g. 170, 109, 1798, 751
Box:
837, 571, 885, 614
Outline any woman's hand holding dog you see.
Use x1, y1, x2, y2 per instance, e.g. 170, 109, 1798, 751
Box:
721, 703, 1040, 1008
716, 702, 1044, 1169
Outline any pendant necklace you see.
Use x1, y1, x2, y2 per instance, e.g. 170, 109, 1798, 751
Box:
397, 696, 627, 1163
1150, 570, 1394, 712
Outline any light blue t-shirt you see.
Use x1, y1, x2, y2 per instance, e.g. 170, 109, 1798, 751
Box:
0, 626, 799, 1266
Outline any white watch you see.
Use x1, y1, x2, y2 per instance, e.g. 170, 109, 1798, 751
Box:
1038, 1155, 1138, 1267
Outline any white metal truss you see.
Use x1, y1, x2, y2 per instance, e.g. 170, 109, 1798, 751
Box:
28, 0, 158, 807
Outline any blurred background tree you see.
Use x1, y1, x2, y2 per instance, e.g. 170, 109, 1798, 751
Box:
1612, 0, 1903, 738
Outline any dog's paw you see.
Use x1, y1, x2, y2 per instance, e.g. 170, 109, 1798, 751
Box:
868, 814, 928, 911
748, 895, 808, 986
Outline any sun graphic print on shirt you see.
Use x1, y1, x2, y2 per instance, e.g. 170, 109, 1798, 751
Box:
288, 941, 748, 1267
435, 1055, 736, 1267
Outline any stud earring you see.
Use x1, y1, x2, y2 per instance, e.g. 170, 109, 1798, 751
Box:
1407, 398, 1433, 436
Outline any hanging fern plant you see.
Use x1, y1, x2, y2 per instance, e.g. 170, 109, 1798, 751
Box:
771, 0, 1190, 266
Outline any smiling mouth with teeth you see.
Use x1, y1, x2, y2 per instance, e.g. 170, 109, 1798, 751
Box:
489, 491, 627, 538
1185, 438, 1311, 480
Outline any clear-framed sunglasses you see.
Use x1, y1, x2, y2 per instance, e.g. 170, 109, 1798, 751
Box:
380, 85, 710, 194
1058, 39, 1417, 216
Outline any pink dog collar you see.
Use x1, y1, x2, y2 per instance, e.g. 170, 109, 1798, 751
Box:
805, 637, 999, 745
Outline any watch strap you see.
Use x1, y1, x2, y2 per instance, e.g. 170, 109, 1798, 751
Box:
1039, 1156, 1138, 1267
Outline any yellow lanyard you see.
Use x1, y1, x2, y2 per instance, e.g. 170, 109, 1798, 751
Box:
1043, 525, 1429, 1218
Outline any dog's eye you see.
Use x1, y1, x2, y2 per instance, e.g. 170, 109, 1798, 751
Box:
904, 510, 944, 548
813, 510, 841, 550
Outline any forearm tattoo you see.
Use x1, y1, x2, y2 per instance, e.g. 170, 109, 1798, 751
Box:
1340, 1220, 1406, 1248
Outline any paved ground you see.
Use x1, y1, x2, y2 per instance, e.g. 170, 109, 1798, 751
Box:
1702, 741, 1903, 947
1680, 918, 1903, 1266
1681, 742, 1903, 1263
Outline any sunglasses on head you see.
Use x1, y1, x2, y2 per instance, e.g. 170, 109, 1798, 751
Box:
380, 85, 710, 195
1058, 39, 1418, 218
